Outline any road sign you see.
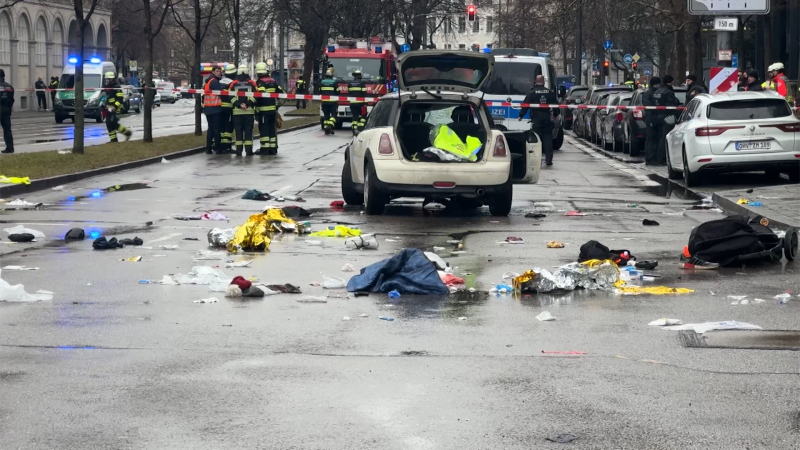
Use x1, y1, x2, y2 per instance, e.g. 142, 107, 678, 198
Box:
632, 53, 640, 62
643, 68, 652, 76
267, 58, 274, 66
717, 49, 733, 61
129, 60, 137, 71
709, 67, 739, 93
603, 39, 613, 50
581, 52, 586, 60
732, 53, 738, 67
714, 17, 738, 31
400, 43, 411, 53
592, 60, 598, 70
623, 54, 633, 64
688, 0, 769, 15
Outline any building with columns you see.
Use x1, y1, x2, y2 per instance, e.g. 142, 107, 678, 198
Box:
0, 0, 112, 111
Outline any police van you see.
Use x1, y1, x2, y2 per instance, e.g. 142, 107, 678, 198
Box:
481, 49, 564, 151
53, 57, 116, 124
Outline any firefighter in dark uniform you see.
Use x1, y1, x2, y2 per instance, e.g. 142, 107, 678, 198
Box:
255, 62, 285, 155
518, 75, 560, 166
348, 70, 367, 135
295, 78, 307, 109
320, 69, 339, 135
228, 65, 258, 156
641, 77, 660, 165
103, 71, 132, 142
49, 77, 59, 109
219, 63, 237, 151
651, 74, 680, 166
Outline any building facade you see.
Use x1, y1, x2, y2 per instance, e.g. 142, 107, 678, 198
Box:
0, 0, 112, 110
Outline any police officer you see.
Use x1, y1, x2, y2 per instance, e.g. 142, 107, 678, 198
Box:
0, 69, 14, 154
295, 78, 307, 109
103, 71, 132, 143
651, 74, 680, 166
641, 77, 660, 165
255, 62, 285, 155
517, 75, 560, 166
49, 76, 59, 109
684, 74, 706, 105
320, 69, 339, 135
228, 65, 258, 156
203, 65, 224, 154
348, 70, 367, 135
744, 71, 763, 91
219, 63, 237, 151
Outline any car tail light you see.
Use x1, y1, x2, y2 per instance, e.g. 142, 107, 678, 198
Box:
695, 126, 744, 136
615, 112, 624, 122
632, 110, 644, 119
433, 182, 455, 188
493, 135, 508, 157
761, 123, 800, 132
378, 133, 394, 155
698, 158, 712, 163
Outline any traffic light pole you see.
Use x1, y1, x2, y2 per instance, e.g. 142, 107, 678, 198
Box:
575, 3, 583, 84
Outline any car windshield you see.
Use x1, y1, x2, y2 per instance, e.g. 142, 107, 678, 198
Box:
708, 99, 792, 120
568, 89, 588, 100
327, 58, 384, 81
482, 62, 543, 96
60, 74, 101, 89
675, 91, 687, 104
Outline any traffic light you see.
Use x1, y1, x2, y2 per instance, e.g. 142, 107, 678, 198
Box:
632, 62, 638, 70
603, 60, 610, 76
467, 5, 476, 21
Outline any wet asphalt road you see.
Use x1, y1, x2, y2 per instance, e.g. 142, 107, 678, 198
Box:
2, 127, 800, 449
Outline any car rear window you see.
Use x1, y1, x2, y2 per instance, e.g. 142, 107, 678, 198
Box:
568, 88, 588, 99
708, 99, 792, 120
620, 98, 631, 106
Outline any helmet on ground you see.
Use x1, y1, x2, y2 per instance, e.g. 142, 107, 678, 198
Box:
238, 64, 249, 75
225, 64, 236, 74
104, 71, 116, 79
255, 62, 268, 74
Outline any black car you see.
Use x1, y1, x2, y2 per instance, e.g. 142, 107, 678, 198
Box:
622, 87, 688, 155
574, 84, 633, 139
562, 85, 588, 130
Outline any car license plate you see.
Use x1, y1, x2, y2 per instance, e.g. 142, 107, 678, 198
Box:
735, 141, 771, 150
345, 107, 351, 114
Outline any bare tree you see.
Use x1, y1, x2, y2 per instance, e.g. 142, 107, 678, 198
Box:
140, 0, 179, 142
171, 0, 226, 135
274, 0, 333, 85
225, 0, 271, 64
72, 0, 103, 155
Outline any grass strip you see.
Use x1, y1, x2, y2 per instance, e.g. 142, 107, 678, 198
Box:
285, 101, 321, 116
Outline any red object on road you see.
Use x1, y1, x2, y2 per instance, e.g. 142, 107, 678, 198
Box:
330, 200, 345, 209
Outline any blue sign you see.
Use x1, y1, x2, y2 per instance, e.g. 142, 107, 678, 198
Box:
623, 54, 633, 64
732, 53, 738, 67
581, 52, 586, 60
592, 60, 598, 70
400, 43, 410, 53
643, 68, 652, 76
603, 40, 613, 50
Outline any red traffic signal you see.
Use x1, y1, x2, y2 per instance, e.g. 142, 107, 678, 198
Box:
632, 62, 638, 70
467, 5, 476, 21
603, 60, 610, 68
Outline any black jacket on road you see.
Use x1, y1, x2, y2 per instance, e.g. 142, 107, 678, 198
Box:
518, 85, 560, 128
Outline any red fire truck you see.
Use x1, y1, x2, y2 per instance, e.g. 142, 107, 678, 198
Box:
321, 39, 397, 129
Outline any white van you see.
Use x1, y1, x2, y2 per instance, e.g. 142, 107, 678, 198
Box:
53, 59, 116, 124
481, 51, 564, 151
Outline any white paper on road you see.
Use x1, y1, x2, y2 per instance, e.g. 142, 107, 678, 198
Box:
661, 321, 762, 334
536, 311, 555, 321
3, 225, 46, 238
2, 265, 39, 271
193, 297, 219, 303
648, 318, 683, 326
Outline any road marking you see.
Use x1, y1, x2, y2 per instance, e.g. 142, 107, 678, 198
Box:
567, 136, 660, 186
148, 232, 182, 243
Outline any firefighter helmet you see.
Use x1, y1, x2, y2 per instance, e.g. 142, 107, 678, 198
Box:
225, 64, 236, 75
255, 62, 268, 74
768, 62, 785, 72
353, 70, 362, 76
103, 71, 116, 79
238, 64, 249, 75
325, 69, 334, 77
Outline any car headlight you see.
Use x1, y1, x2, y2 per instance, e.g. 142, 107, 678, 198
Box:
87, 97, 99, 106
54, 97, 62, 106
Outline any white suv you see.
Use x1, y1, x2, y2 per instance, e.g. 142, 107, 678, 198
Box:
666, 91, 800, 186
340, 51, 543, 216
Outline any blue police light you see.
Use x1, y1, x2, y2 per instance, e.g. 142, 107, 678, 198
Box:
483, 48, 491, 53
89, 230, 101, 239
400, 43, 411, 53
68, 57, 78, 64
89, 57, 101, 64
327, 45, 335, 53
608, 82, 613, 87
90, 191, 103, 198
375, 46, 382, 54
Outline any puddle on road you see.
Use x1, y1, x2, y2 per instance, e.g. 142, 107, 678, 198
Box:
681, 330, 800, 351
642, 175, 704, 201
61, 183, 151, 203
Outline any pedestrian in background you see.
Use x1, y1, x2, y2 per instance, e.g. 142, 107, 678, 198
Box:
49, 76, 59, 109
202, 65, 224, 154
652, 74, 680, 166
219, 64, 237, 151
295, 79, 307, 109
744, 71, 763, 91
35, 77, 47, 110
737, 70, 747, 91
641, 77, 660, 165
518, 74, 560, 166
0, 69, 14, 154
685, 74, 706, 105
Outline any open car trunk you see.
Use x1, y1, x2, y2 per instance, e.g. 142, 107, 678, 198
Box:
396, 101, 488, 163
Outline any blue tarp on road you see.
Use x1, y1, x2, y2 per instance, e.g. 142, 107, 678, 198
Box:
346, 248, 449, 295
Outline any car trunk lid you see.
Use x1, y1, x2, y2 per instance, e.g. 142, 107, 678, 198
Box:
395, 51, 494, 94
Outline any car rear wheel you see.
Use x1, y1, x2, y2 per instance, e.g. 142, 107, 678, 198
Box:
682, 149, 701, 187
489, 184, 513, 217
553, 128, 564, 150
341, 160, 364, 206
666, 148, 682, 180
363, 162, 387, 215
603, 132, 612, 150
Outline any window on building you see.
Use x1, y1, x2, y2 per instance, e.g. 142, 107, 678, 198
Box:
458, 43, 466, 50
17, 19, 29, 66
53, 21, 63, 67
458, 15, 466, 33
472, 16, 479, 33
487, 16, 493, 33
35, 18, 46, 67
0, 14, 10, 65
444, 18, 452, 34
445, 44, 452, 49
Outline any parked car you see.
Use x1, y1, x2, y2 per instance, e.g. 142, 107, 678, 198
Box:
587, 93, 612, 143
340, 50, 543, 217
622, 87, 688, 155
598, 93, 633, 151
121, 85, 142, 113
562, 85, 588, 130
153, 91, 162, 107
156, 82, 178, 103
666, 91, 800, 186
574, 84, 633, 139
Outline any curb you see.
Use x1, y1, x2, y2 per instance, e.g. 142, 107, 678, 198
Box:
0, 121, 318, 198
